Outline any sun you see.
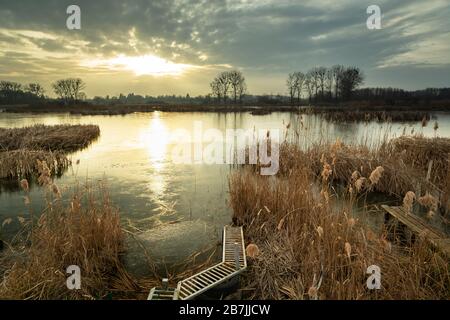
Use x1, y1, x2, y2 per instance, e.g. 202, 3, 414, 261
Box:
84, 54, 193, 76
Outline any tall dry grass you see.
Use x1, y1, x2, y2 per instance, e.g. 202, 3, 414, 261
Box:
229, 144, 449, 299
0, 150, 70, 179
0, 124, 99, 180
0, 161, 141, 299
0, 124, 100, 152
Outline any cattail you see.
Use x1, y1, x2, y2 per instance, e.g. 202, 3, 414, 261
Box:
418, 193, 438, 211
20, 179, 29, 192
351, 171, 360, 181
347, 218, 356, 228
403, 191, 416, 213
317, 226, 324, 238
355, 177, 366, 192
246, 244, 260, 258
344, 242, 352, 258
321, 163, 332, 182
369, 166, 384, 185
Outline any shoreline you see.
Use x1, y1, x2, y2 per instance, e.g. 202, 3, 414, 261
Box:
1, 103, 449, 116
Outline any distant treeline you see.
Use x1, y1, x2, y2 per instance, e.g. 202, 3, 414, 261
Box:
1, 72, 450, 108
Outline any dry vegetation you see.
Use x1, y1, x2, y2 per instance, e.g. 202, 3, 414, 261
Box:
0, 162, 154, 299
230, 167, 449, 300
0, 124, 100, 152
0, 124, 100, 179
319, 110, 431, 123
229, 137, 450, 300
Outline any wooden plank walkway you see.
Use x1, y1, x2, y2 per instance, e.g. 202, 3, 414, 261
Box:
382, 205, 450, 258
148, 225, 247, 300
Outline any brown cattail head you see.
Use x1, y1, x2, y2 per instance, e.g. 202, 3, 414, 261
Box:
20, 179, 29, 192
246, 244, 260, 258
344, 242, 352, 258
369, 166, 384, 185
403, 191, 416, 213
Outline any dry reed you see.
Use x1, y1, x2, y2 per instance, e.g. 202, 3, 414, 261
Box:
0, 124, 100, 152
229, 145, 450, 299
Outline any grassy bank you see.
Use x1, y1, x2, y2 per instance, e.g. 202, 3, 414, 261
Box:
230, 141, 450, 299
0, 124, 100, 180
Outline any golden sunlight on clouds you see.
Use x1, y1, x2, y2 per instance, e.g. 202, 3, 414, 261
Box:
83, 54, 195, 76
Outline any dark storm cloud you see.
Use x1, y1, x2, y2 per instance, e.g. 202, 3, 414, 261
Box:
0, 0, 449, 93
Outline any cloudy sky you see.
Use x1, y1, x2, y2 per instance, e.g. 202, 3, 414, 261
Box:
0, 0, 449, 97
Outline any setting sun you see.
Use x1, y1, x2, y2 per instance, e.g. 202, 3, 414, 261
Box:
84, 54, 194, 76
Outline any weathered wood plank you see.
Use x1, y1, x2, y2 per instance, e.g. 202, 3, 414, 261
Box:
382, 205, 450, 258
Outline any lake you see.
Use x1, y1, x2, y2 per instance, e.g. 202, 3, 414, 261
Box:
1, 111, 449, 274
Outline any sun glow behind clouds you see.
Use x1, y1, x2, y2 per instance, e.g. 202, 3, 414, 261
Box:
84, 54, 194, 76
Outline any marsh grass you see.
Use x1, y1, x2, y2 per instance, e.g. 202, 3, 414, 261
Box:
230, 134, 450, 299
0, 124, 100, 152
0, 124, 100, 180
0, 149, 70, 179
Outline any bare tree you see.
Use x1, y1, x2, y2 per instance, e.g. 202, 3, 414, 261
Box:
25, 83, 45, 97
339, 67, 364, 100
286, 73, 297, 105
217, 72, 231, 104
210, 78, 222, 103
316, 66, 327, 98
52, 78, 86, 101
325, 69, 333, 100
228, 70, 246, 104
0, 81, 23, 102
293, 71, 305, 105
331, 65, 345, 100
304, 72, 314, 103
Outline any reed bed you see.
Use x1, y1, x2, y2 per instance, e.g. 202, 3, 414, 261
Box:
229, 161, 450, 299
0, 150, 70, 179
0, 124, 100, 152
0, 124, 99, 180
319, 111, 430, 123
388, 136, 450, 187
0, 173, 124, 299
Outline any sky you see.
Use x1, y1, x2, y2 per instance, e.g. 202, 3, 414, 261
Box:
0, 0, 449, 97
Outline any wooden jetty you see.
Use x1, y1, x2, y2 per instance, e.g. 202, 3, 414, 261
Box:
382, 205, 450, 258
148, 225, 247, 300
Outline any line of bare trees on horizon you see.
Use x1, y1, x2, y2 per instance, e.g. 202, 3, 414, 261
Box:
286, 65, 365, 105
0, 78, 86, 104
210, 70, 247, 104
2, 72, 450, 107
